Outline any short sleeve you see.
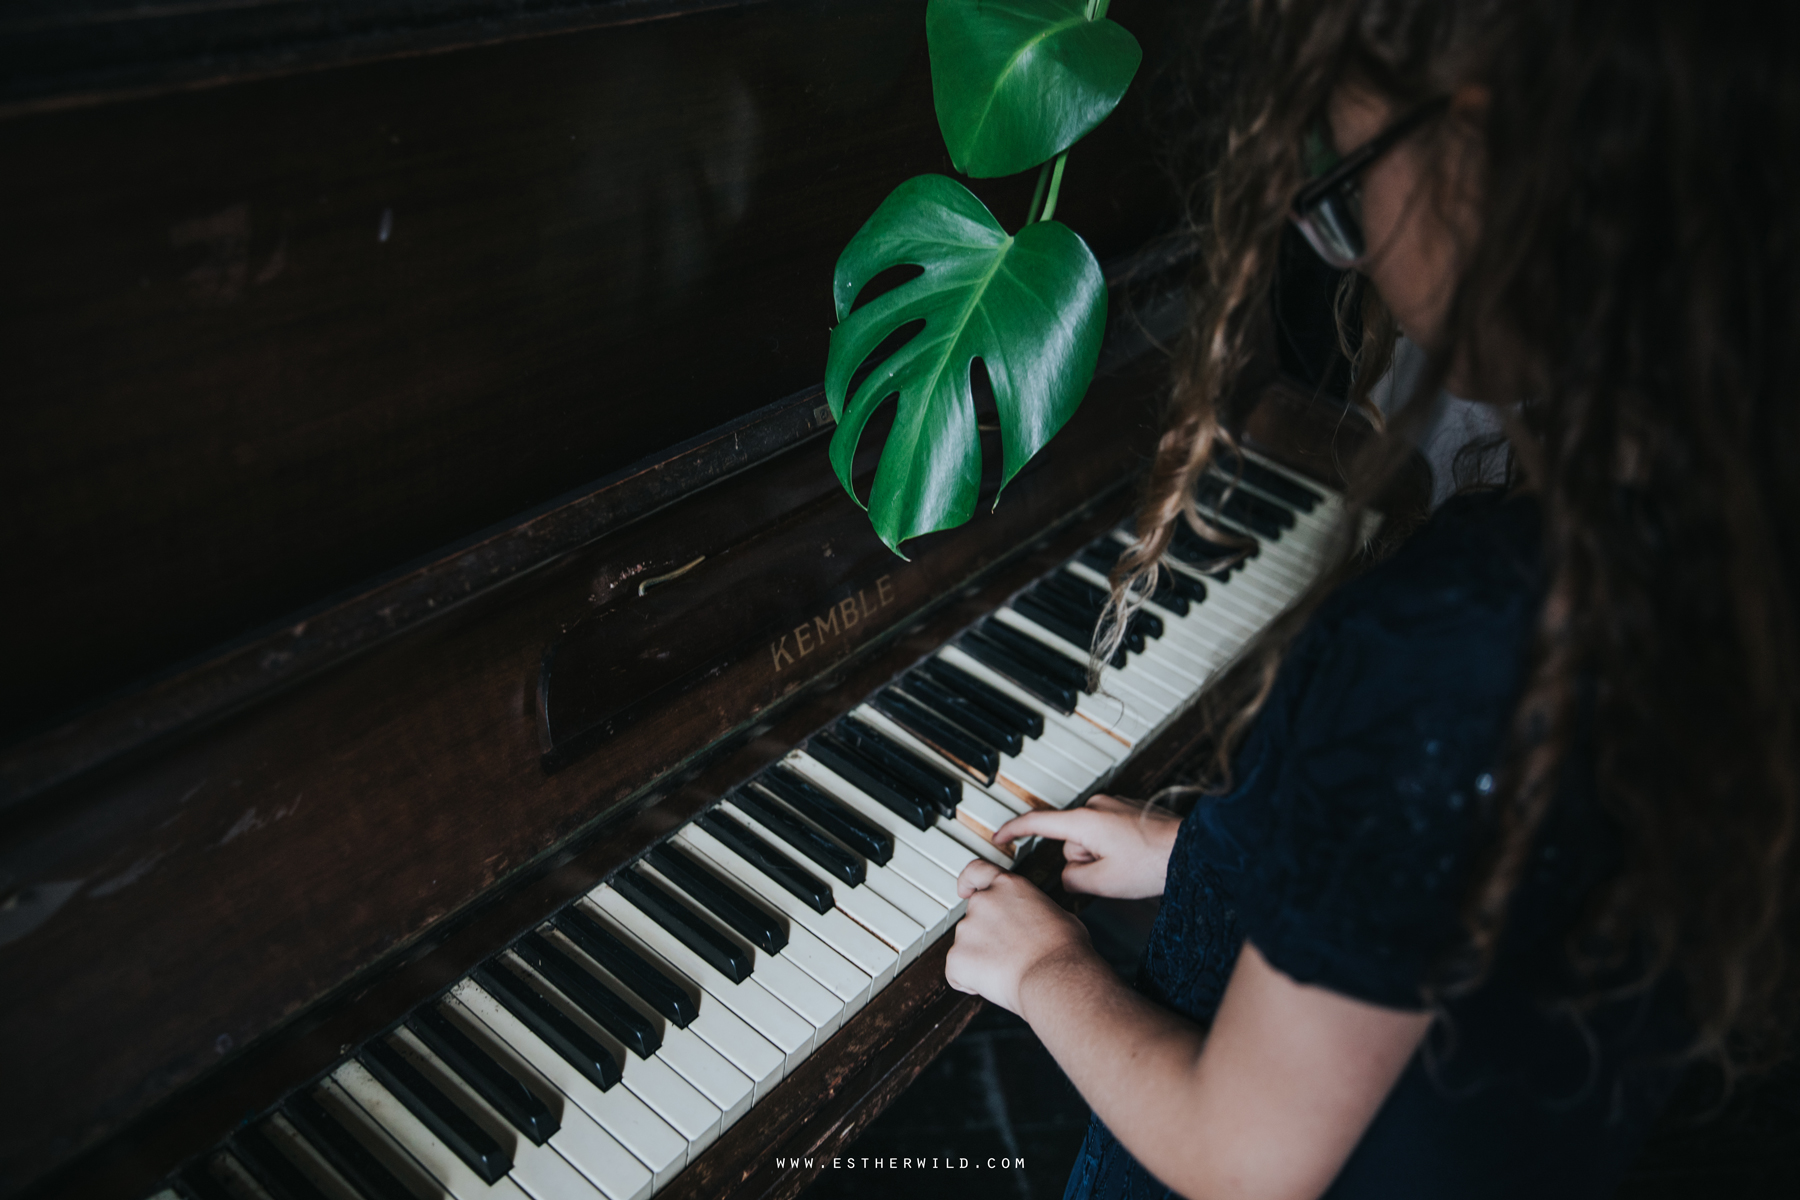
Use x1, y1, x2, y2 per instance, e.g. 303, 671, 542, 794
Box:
1181, 519, 1538, 1010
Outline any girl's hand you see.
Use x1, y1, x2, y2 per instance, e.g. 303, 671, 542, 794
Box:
944, 861, 1095, 1016
991, 794, 1180, 899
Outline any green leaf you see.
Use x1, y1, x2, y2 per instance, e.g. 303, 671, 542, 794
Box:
928, 0, 1142, 179
826, 174, 1106, 554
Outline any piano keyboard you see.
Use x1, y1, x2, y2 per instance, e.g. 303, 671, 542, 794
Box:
151, 450, 1347, 1200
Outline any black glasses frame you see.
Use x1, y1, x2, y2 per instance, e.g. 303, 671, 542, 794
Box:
1290, 96, 1451, 267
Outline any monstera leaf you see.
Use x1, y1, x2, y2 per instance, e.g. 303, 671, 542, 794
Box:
826, 174, 1106, 553
928, 0, 1142, 179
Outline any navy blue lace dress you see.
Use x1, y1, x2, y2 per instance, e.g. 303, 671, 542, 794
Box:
1063, 492, 1689, 1200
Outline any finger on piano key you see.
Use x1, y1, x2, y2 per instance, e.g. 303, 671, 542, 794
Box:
358, 1038, 511, 1185
660, 832, 874, 1010
309, 1078, 448, 1200
407, 1004, 559, 1146
954, 791, 1022, 858
632, 859, 845, 1040
283, 1090, 421, 1200
330, 1060, 531, 1200
718, 798, 928, 965
586, 887, 816, 1072
229, 1122, 332, 1200
550, 909, 698, 1029
498, 950, 724, 1161
677, 822, 894, 995
449, 981, 683, 1191
612, 869, 753, 985
385, 1025, 607, 1200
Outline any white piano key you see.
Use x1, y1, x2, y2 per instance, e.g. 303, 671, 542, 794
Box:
387, 1026, 606, 1200
718, 799, 928, 965
263, 1111, 370, 1200
500, 948, 723, 1157
534, 929, 756, 1128
331, 1060, 535, 1200
449, 980, 687, 1188
955, 791, 1017, 854
674, 826, 879, 1008
312, 1077, 449, 1200
937, 646, 1130, 764
785, 752, 978, 879
437, 993, 655, 1200
587, 887, 816, 1072
633, 860, 845, 1041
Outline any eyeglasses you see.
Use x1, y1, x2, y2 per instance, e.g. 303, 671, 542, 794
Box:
1289, 97, 1451, 269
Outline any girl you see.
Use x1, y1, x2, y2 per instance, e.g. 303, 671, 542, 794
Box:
943, 2, 1800, 1198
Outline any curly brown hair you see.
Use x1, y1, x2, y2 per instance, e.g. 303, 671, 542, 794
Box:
1109, 0, 1800, 1080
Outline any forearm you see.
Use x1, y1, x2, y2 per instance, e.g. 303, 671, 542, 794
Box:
1017, 947, 1220, 1195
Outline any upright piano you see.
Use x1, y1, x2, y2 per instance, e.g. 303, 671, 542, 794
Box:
0, 3, 1396, 1199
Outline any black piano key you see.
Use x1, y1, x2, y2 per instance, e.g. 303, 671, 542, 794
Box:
646, 844, 788, 955
1077, 535, 1198, 612
472, 961, 621, 1093
805, 732, 936, 828
1170, 522, 1252, 576
1015, 592, 1136, 659
741, 775, 886, 873
284, 1090, 419, 1200
175, 1164, 239, 1200
918, 661, 1043, 739
407, 1003, 559, 1145
1078, 538, 1124, 574
1196, 475, 1291, 539
230, 1123, 330, 1200
871, 687, 1001, 780
835, 717, 962, 815
954, 632, 1079, 714
614, 868, 754, 984
359, 1038, 511, 1185
515, 931, 662, 1058
699, 810, 835, 914
898, 675, 1023, 756
978, 619, 1089, 687
552, 906, 699, 1028
1025, 583, 1147, 655
1213, 450, 1323, 511
1042, 574, 1166, 640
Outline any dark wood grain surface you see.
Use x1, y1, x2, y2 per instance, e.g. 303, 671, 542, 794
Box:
0, 0, 1180, 747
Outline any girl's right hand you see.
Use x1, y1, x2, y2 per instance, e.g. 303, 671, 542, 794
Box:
992, 794, 1181, 899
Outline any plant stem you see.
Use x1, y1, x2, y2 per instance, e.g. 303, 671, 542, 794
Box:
1037, 152, 1070, 223
1025, 160, 1053, 225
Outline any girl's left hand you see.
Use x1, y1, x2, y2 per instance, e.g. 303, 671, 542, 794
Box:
943, 860, 1095, 1016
